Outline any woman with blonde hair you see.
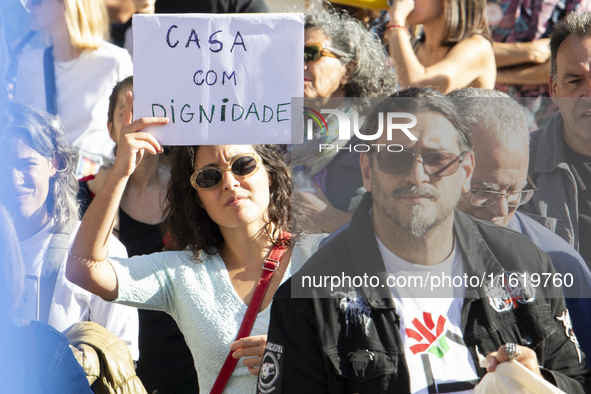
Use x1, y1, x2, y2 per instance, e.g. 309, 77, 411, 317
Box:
387, 0, 496, 93
16, 0, 132, 164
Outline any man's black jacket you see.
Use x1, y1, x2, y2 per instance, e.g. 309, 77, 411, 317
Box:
258, 193, 591, 394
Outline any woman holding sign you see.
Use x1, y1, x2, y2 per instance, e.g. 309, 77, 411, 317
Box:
66, 93, 326, 394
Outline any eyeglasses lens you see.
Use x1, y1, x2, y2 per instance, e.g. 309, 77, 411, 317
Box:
471, 189, 535, 208
195, 169, 222, 189
304, 45, 321, 63
231, 156, 257, 176
376, 152, 462, 177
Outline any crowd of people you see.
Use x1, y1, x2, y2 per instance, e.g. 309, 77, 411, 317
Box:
1, 0, 591, 393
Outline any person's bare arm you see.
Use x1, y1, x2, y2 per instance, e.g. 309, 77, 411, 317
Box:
66, 93, 167, 300
493, 39, 550, 68
388, 31, 495, 92
387, 0, 495, 92
496, 60, 551, 85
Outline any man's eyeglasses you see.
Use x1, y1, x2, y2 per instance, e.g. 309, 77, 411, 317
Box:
304, 42, 348, 63
190, 152, 262, 190
469, 176, 537, 208
371, 150, 468, 177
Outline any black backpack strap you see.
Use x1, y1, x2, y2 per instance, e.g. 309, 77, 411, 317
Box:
39, 221, 76, 323
43, 46, 57, 115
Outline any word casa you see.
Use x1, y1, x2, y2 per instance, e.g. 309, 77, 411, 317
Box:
165, 25, 247, 53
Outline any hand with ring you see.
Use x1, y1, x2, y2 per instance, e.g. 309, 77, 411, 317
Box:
485, 343, 542, 377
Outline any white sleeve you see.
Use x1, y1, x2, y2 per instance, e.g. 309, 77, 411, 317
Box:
88, 234, 140, 360
108, 250, 179, 314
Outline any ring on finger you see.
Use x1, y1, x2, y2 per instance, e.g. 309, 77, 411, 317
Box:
504, 343, 521, 360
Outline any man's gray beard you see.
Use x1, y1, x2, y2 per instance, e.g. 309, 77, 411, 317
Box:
408, 205, 429, 237
406, 204, 452, 237
379, 195, 457, 238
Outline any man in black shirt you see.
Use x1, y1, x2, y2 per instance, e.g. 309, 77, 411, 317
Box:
259, 92, 590, 393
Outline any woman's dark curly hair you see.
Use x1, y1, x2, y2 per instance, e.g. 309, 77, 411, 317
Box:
161, 145, 293, 259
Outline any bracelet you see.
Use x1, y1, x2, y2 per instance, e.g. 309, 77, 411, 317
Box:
385, 24, 410, 38
386, 24, 409, 32
69, 251, 109, 268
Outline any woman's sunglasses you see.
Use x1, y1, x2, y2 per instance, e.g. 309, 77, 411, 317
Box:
190, 152, 262, 190
304, 42, 348, 63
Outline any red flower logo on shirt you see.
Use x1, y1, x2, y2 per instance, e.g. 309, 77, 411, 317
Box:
405, 312, 450, 359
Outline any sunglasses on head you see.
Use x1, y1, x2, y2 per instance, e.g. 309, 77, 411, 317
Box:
190, 152, 262, 190
372, 150, 468, 177
304, 42, 348, 63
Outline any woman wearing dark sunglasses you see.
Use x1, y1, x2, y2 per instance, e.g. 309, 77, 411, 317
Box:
293, 7, 398, 233
386, 0, 496, 93
66, 93, 326, 394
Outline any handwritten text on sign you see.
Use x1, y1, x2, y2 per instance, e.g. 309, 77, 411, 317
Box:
133, 14, 303, 145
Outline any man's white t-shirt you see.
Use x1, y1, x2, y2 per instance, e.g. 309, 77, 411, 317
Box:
377, 235, 479, 394
16, 220, 139, 360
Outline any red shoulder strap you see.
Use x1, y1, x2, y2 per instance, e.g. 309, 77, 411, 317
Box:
209, 232, 291, 394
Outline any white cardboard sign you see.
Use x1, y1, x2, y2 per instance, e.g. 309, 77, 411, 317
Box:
133, 13, 303, 145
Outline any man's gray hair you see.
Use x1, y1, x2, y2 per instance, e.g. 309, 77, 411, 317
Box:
550, 11, 591, 78
447, 88, 529, 148
0, 103, 79, 233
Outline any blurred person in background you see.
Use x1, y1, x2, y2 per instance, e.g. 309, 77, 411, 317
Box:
14, 0, 132, 172
104, 0, 136, 48
77, 77, 198, 394
0, 102, 139, 360
386, 0, 496, 92
293, 6, 398, 233
0, 202, 92, 394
